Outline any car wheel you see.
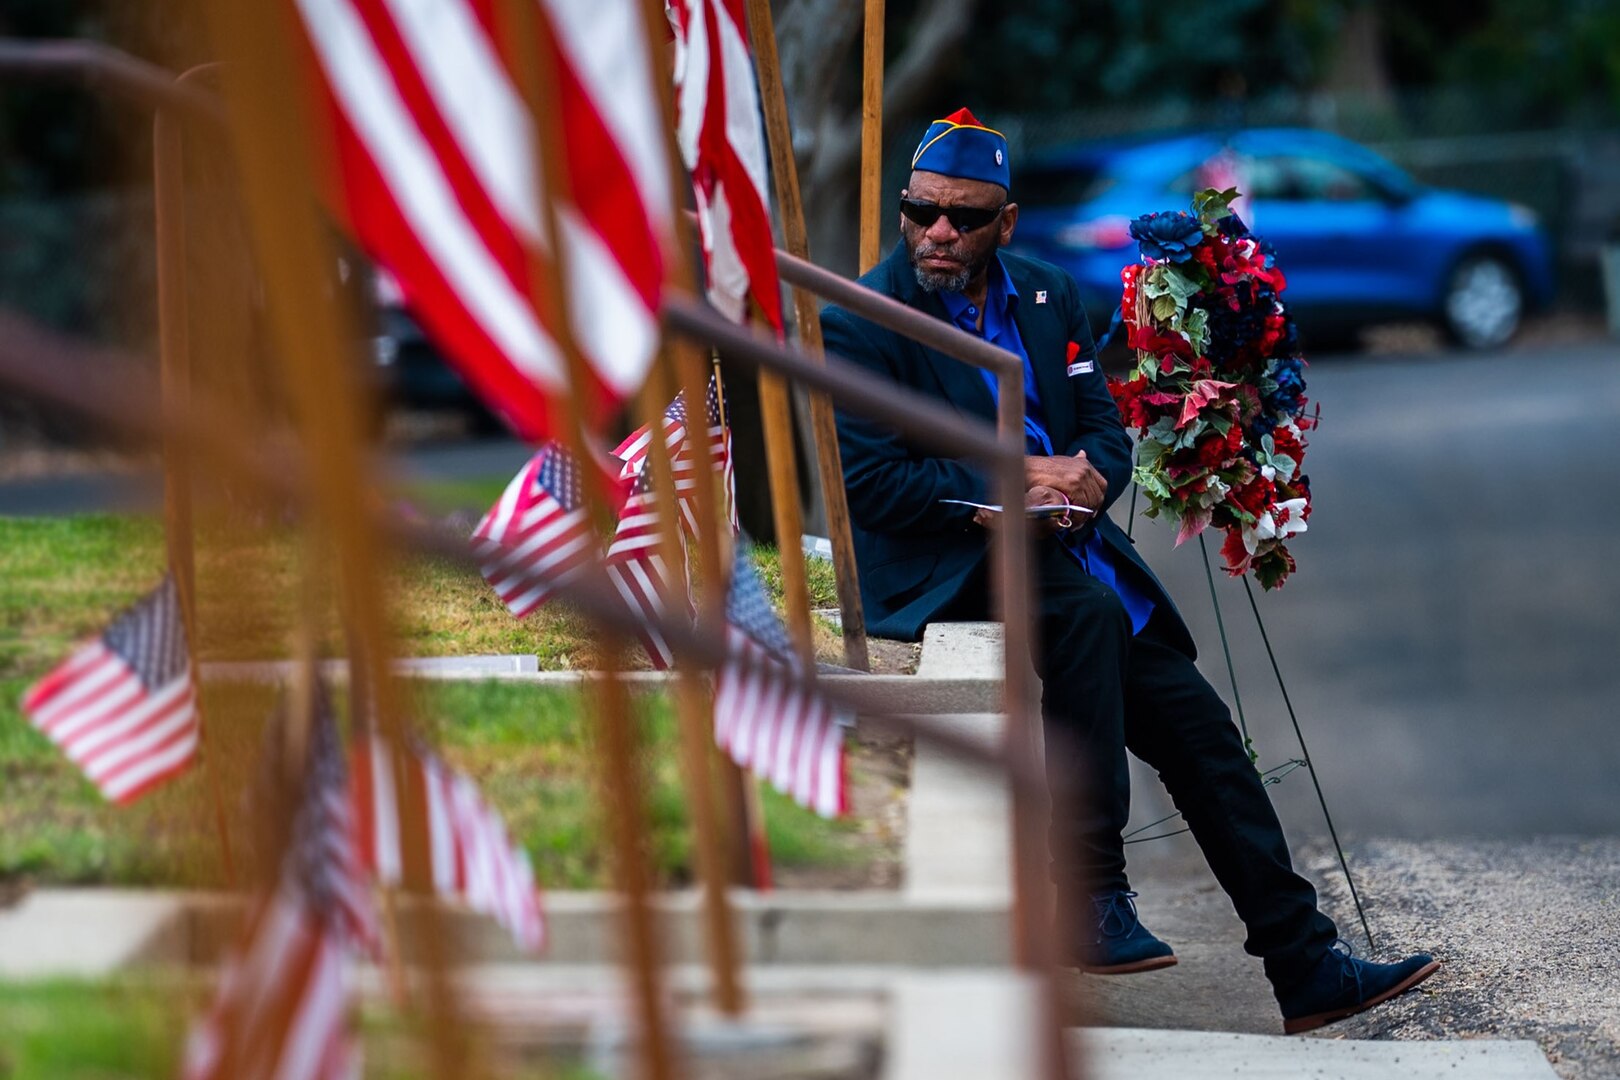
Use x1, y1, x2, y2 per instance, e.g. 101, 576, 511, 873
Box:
1441, 252, 1523, 350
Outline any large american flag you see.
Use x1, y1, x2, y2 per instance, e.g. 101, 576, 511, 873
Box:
350, 733, 545, 952
290, 0, 673, 439
21, 575, 200, 805
612, 374, 738, 537
472, 443, 594, 619
714, 539, 848, 817
182, 688, 373, 1080
605, 467, 689, 669
668, 0, 783, 330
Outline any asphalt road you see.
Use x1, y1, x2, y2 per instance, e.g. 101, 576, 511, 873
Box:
5, 339, 1618, 838
1115, 339, 1620, 840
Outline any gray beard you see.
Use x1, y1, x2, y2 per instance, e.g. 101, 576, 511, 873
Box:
912, 263, 972, 294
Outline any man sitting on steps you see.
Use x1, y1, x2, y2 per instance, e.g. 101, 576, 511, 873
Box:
821, 106, 1437, 1034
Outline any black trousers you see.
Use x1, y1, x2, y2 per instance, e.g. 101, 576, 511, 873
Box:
947, 538, 1338, 986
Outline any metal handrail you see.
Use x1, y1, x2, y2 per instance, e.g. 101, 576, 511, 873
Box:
0, 38, 224, 124
772, 245, 1023, 376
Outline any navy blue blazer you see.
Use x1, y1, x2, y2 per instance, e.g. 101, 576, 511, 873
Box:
822, 243, 1194, 656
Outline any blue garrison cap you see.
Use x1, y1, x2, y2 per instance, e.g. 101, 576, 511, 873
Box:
910, 107, 1009, 190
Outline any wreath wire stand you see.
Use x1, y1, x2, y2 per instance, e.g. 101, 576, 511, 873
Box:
1123, 480, 1376, 949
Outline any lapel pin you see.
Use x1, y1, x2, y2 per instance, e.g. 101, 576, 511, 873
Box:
1035, 290, 1048, 304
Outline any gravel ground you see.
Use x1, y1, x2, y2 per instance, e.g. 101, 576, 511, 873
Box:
1301, 838, 1620, 1079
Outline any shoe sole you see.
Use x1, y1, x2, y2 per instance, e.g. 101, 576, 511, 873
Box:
1282, 959, 1440, 1035
1079, 954, 1179, 975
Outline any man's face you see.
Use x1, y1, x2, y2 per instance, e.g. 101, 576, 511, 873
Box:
900, 170, 1018, 293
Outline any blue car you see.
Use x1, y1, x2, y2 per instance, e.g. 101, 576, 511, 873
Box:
1009, 128, 1554, 350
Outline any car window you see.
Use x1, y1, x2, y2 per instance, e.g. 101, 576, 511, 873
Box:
1167, 153, 1288, 199
1283, 157, 1376, 202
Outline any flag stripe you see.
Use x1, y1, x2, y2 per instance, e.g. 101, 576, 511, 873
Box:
713, 542, 849, 818
294, 0, 671, 440
350, 735, 544, 952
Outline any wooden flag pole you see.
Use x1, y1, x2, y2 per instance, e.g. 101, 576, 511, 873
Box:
152, 100, 235, 887
755, 363, 814, 665
199, 2, 460, 1073
859, 0, 885, 274
497, 1, 679, 1073
706, 357, 774, 893
629, 2, 747, 1005
742, 0, 870, 672
633, 362, 746, 1016
644, 0, 773, 894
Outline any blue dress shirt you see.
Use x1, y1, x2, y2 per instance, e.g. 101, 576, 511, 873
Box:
940, 258, 1155, 635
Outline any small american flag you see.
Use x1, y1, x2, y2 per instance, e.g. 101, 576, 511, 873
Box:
182, 687, 372, 1080
21, 575, 200, 805
714, 538, 849, 818
612, 392, 690, 482
614, 375, 738, 537
472, 444, 598, 619
351, 733, 545, 953
605, 467, 689, 669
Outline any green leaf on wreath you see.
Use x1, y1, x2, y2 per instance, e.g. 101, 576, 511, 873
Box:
1145, 416, 1177, 444
1254, 551, 1289, 590
1163, 268, 1202, 302
1178, 307, 1209, 352
1151, 293, 1178, 321
1269, 453, 1297, 482
1193, 186, 1241, 223
1132, 466, 1171, 500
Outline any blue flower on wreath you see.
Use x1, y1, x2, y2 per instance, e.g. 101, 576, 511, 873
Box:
1265, 357, 1307, 415
1129, 211, 1204, 263
1216, 213, 1251, 240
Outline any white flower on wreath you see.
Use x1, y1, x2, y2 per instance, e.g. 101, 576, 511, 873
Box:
1197, 475, 1231, 508
1242, 497, 1308, 555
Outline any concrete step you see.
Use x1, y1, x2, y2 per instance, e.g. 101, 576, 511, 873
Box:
884, 972, 1558, 1080
1080, 1026, 1559, 1080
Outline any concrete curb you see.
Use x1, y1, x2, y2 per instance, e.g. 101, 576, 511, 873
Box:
0, 888, 1012, 976
200, 660, 1002, 715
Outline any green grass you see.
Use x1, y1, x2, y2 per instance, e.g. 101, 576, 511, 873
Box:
0, 516, 825, 677
0, 978, 609, 1079
749, 542, 839, 611
0, 678, 866, 889
0, 979, 183, 1080
0, 512, 870, 889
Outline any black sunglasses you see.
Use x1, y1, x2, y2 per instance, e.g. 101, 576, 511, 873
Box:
899, 197, 1006, 233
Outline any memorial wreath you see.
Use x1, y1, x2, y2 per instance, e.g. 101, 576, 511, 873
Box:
1109, 188, 1316, 589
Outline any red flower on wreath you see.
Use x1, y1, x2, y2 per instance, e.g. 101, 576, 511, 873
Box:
1127, 321, 1197, 363
1193, 425, 1244, 469
1270, 424, 1304, 463
1229, 475, 1276, 520
1220, 527, 1252, 573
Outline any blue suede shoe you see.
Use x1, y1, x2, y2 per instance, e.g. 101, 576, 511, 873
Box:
1078, 890, 1178, 974
1276, 939, 1439, 1034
